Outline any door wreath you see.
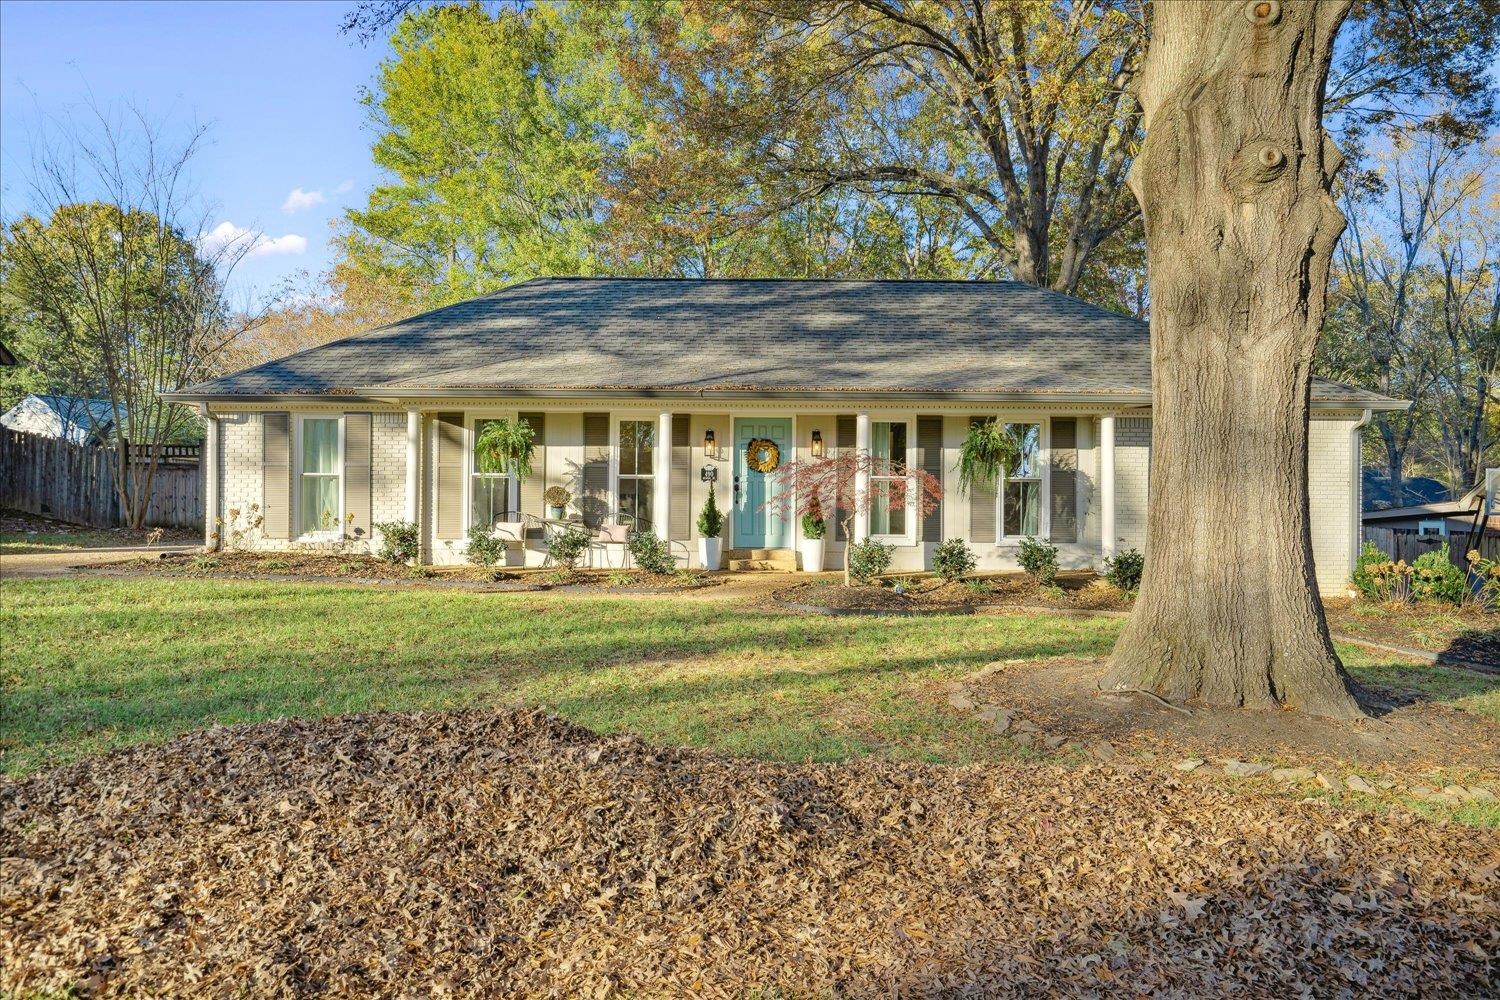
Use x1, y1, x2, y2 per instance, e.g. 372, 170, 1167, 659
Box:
745, 438, 781, 473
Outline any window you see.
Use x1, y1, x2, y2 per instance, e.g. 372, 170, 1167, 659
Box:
470, 419, 513, 530
870, 421, 908, 536
299, 417, 340, 536
618, 419, 655, 529
1002, 422, 1041, 537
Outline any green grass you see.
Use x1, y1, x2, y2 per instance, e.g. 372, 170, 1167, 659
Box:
3, 578, 1494, 796
0, 531, 116, 552
1, 577, 1124, 775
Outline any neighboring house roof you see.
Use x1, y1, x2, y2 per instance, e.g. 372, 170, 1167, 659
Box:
0, 341, 16, 367
167, 277, 1407, 407
1361, 470, 1452, 511
0, 394, 117, 444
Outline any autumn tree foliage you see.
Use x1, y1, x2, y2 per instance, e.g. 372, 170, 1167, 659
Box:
765, 452, 941, 585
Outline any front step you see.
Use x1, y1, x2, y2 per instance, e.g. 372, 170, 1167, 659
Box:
725, 547, 798, 572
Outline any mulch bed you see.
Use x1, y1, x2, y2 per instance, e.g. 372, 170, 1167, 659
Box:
91, 551, 718, 593
959, 657, 1500, 774
4, 709, 1495, 997
1, 507, 198, 547
775, 573, 1132, 616
1323, 598, 1500, 668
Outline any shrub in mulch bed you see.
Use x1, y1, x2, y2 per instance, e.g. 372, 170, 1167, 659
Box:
1322, 598, 1500, 668
92, 551, 717, 592
3, 709, 1495, 997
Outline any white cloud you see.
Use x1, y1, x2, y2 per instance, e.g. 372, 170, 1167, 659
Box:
282, 187, 325, 213
255, 232, 309, 256
333, 179, 354, 194
199, 221, 307, 258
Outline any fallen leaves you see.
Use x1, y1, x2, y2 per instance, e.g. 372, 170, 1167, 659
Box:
2, 708, 1496, 997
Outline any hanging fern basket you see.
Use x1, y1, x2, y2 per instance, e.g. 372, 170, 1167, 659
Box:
957, 420, 1021, 495
474, 418, 537, 482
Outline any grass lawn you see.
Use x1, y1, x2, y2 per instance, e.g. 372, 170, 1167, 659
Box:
2, 577, 1119, 774
3, 576, 1494, 780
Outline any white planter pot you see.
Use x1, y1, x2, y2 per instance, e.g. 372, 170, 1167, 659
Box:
699, 536, 723, 571
800, 538, 826, 573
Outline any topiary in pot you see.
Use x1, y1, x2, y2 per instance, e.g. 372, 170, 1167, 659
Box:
696, 487, 724, 569
799, 495, 828, 572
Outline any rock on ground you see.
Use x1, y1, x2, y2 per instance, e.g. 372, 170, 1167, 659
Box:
2, 709, 1495, 998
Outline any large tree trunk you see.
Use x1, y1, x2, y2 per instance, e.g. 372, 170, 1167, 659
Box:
1100, 0, 1363, 719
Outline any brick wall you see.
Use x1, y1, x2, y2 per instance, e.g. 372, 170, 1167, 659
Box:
371, 412, 408, 529
1106, 414, 1357, 593
1308, 415, 1357, 594
214, 410, 408, 555
1114, 417, 1152, 553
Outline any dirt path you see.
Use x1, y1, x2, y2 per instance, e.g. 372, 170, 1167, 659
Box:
0, 546, 198, 579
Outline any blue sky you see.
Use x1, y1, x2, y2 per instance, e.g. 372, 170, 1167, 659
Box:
0, 0, 388, 296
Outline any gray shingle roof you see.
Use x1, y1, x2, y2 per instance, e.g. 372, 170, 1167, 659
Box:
176, 278, 1401, 406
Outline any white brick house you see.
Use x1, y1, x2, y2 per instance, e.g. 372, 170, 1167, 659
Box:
166, 278, 1403, 593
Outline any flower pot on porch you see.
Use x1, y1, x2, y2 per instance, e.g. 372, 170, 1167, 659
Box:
800, 538, 825, 573
699, 536, 723, 571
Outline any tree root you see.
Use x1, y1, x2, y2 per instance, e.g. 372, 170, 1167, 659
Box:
1100, 686, 1194, 716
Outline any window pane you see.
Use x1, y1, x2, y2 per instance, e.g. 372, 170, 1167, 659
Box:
620, 420, 654, 476
1004, 423, 1040, 478
618, 477, 652, 529
300, 475, 338, 535
303, 419, 338, 474
870, 479, 905, 536
471, 475, 511, 529
1003, 480, 1039, 537
872, 422, 907, 474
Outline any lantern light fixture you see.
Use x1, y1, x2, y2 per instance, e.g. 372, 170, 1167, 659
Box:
703, 428, 716, 454
810, 429, 825, 457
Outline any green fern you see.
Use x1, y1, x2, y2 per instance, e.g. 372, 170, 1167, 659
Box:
957, 419, 1021, 495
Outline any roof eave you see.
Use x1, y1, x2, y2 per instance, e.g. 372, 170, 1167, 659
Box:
163, 385, 1408, 411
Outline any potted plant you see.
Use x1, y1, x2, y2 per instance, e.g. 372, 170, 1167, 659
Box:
697, 486, 724, 570
544, 485, 571, 520
474, 417, 537, 481
957, 419, 1021, 495
800, 495, 828, 572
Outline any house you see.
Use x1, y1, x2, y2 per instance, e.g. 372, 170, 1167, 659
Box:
164, 278, 1405, 593
1361, 472, 1499, 537
0, 393, 117, 445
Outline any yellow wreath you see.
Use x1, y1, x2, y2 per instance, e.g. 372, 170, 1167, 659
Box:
745, 438, 781, 473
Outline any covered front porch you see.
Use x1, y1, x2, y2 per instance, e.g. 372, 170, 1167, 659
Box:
356, 402, 1133, 572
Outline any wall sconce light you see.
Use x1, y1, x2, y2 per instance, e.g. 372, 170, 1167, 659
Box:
703, 428, 716, 455
810, 429, 824, 457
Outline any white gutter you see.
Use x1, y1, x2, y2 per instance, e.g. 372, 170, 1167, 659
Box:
1349, 408, 1373, 575
199, 403, 219, 553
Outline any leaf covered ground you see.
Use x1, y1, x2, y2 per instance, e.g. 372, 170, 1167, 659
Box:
3, 708, 1497, 998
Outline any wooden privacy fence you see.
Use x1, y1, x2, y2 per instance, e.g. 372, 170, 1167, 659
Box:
1362, 526, 1500, 568
0, 429, 202, 529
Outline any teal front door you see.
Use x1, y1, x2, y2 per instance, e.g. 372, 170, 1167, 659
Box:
734, 417, 791, 549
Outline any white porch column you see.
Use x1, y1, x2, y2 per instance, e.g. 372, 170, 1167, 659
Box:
654, 410, 673, 537
1099, 414, 1116, 565
404, 409, 421, 523
854, 411, 871, 542
202, 407, 219, 551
